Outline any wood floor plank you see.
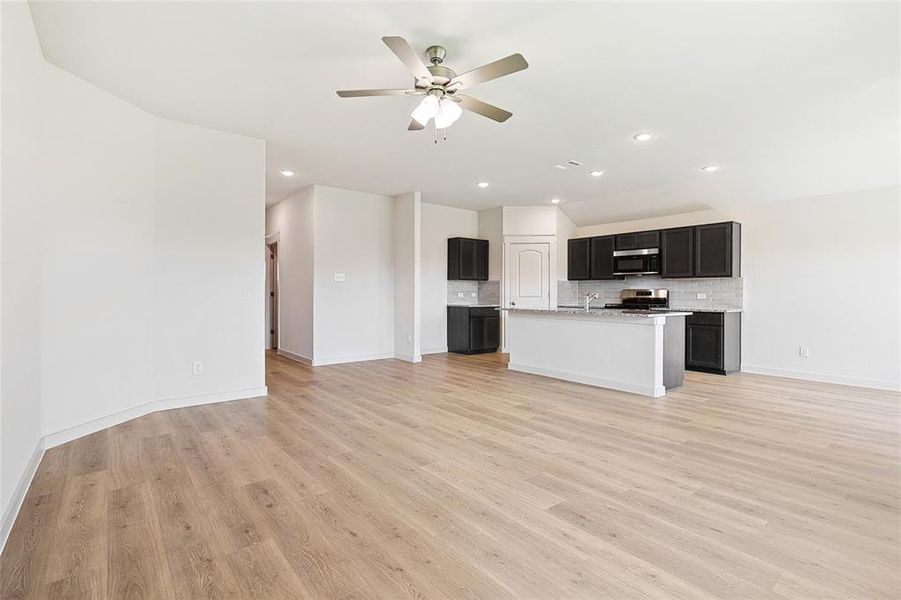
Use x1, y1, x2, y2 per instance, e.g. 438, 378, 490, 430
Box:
1, 350, 898, 599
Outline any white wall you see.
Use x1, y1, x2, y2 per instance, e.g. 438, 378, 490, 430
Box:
478, 207, 504, 281
1, 0, 44, 525
38, 62, 157, 437
422, 203, 479, 353
555, 208, 576, 280
152, 120, 266, 403
576, 186, 901, 390
312, 185, 395, 365
1, 2, 267, 548
502, 205, 558, 236
266, 186, 314, 361
393, 192, 421, 362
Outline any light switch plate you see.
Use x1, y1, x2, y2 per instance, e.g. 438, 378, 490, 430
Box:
334, 272, 346, 282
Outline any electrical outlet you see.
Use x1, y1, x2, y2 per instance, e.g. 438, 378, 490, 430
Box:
470, 292, 477, 297
799, 346, 810, 359
696, 293, 707, 300
333, 272, 346, 282
458, 292, 464, 298
406, 334, 413, 343
192, 360, 204, 376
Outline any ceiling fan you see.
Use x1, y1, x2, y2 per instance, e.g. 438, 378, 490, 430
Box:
336, 36, 528, 132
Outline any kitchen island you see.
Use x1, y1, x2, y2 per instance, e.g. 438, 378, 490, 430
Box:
503, 307, 690, 397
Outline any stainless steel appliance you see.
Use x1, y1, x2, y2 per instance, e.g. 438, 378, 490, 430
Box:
613, 248, 659, 275
604, 288, 669, 311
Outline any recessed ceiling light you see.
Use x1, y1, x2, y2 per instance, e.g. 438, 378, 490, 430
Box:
701, 165, 720, 173
550, 197, 561, 204
477, 181, 490, 188
552, 164, 568, 170
589, 170, 604, 177
633, 132, 654, 142
280, 170, 295, 177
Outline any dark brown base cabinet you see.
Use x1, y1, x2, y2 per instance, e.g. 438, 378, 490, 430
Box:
448, 306, 500, 354
685, 312, 741, 375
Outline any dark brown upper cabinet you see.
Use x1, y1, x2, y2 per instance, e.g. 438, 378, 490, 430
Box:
569, 221, 740, 281
567, 238, 591, 280
568, 236, 620, 281
694, 222, 741, 278
615, 230, 660, 251
660, 227, 694, 278
447, 237, 489, 281
589, 236, 617, 280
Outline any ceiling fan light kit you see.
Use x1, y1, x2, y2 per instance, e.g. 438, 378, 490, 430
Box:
337, 36, 528, 139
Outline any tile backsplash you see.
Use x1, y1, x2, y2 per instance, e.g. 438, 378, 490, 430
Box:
478, 280, 500, 305
447, 280, 500, 305
558, 275, 743, 310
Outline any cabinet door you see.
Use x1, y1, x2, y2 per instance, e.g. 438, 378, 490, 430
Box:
469, 317, 488, 351
567, 238, 590, 280
636, 230, 660, 249
459, 238, 478, 279
616, 230, 659, 250
447, 238, 461, 280
484, 317, 500, 350
589, 236, 616, 279
694, 223, 733, 277
661, 227, 694, 278
474, 239, 489, 281
686, 324, 724, 370
615, 232, 639, 250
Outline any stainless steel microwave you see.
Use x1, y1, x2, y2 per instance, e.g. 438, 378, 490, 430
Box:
613, 248, 660, 276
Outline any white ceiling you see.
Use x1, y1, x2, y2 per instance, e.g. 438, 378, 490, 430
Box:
29, 1, 899, 225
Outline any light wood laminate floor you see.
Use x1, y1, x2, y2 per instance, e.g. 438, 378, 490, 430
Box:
1, 351, 899, 599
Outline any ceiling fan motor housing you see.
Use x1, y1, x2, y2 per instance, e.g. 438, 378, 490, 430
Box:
425, 45, 447, 64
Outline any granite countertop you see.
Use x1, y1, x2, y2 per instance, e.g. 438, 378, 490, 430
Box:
664, 306, 742, 313
503, 307, 691, 319
557, 304, 742, 313
447, 304, 501, 308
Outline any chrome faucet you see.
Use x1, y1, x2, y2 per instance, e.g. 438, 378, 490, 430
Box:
584, 292, 600, 311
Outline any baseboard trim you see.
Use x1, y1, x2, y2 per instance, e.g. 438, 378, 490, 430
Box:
421, 346, 448, 355
43, 385, 269, 450
0, 441, 45, 556
741, 364, 901, 392
395, 353, 423, 363
508, 362, 665, 398
277, 348, 313, 365
312, 352, 395, 366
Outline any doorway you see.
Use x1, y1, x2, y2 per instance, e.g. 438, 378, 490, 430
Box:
266, 240, 279, 350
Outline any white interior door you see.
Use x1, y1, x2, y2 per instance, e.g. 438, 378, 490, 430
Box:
508, 242, 550, 309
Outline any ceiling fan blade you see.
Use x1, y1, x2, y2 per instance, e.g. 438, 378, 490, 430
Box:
455, 95, 513, 123
336, 88, 412, 98
382, 36, 433, 83
448, 54, 528, 91
407, 119, 425, 131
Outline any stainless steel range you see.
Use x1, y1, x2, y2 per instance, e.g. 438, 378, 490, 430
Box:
604, 288, 669, 311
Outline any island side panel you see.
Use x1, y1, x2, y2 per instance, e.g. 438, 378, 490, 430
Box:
506, 312, 666, 397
